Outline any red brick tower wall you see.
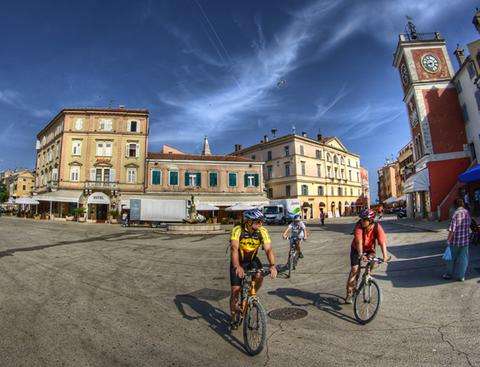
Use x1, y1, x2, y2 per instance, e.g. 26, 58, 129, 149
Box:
423, 88, 467, 154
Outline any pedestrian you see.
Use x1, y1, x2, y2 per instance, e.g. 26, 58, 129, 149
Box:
320, 208, 325, 226
121, 211, 129, 227
443, 198, 471, 282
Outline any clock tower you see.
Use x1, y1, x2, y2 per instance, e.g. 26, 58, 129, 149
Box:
393, 20, 470, 220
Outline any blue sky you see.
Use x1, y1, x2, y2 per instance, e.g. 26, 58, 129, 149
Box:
0, 0, 478, 200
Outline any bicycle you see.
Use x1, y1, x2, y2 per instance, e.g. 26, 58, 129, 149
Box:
286, 236, 302, 278
232, 268, 271, 355
353, 255, 387, 324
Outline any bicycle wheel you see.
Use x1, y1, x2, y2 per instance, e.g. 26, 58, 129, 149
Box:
243, 299, 267, 355
353, 278, 381, 324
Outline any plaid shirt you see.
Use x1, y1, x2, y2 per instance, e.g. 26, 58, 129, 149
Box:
448, 207, 471, 246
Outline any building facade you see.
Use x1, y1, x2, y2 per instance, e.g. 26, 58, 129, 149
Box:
233, 133, 364, 219
144, 143, 266, 219
377, 162, 398, 204
393, 22, 470, 219
396, 142, 415, 198
34, 108, 149, 221
3, 170, 35, 198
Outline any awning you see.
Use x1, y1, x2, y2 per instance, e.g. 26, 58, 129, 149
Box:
15, 197, 40, 205
384, 196, 397, 204
87, 192, 110, 205
404, 169, 429, 193
36, 190, 82, 203
196, 203, 219, 211
225, 203, 259, 211
396, 195, 407, 202
459, 164, 480, 183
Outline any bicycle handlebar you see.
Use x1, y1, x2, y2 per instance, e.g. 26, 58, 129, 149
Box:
244, 268, 272, 277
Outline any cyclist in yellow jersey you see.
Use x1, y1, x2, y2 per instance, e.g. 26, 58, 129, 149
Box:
229, 209, 277, 329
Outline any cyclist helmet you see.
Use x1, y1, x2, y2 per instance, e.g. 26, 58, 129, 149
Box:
359, 209, 376, 221
293, 214, 301, 222
243, 208, 264, 221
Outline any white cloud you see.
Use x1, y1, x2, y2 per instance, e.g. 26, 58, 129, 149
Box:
0, 89, 52, 119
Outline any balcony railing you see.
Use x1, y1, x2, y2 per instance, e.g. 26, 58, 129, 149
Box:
85, 181, 118, 190
47, 180, 58, 190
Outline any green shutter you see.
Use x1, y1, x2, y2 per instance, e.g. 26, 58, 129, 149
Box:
254, 174, 259, 187
152, 170, 160, 185
196, 172, 201, 187
244, 174, 248, 187
229, 173, 236, 187
210, 172, 217, 187
170, 171, 178, 185
185, 171, 190, 186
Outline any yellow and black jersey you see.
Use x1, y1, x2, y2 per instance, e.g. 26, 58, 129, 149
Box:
230, 225, 271, 262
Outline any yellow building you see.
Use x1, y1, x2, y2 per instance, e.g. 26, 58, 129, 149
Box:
233, 133, 364, 219
4, 170, 35, 198
35, 107, 149, 221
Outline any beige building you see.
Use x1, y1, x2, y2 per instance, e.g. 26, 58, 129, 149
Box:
396, 142, 414, 197
377, 162, 398, 204
144, 139, 267, 220
233, 133, 363, 219
3, 170, 35, 198
34, 107, 149, 221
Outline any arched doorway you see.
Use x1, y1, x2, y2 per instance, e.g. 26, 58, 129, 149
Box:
87, 192, 111, 222
330, 202, 335, 218
338, 201, 342, 217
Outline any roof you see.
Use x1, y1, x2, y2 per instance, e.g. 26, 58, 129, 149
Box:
37, 107, 149, 138
147, 152, 255, 162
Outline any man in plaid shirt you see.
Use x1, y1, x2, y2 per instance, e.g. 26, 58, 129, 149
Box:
443, 198, 471, 281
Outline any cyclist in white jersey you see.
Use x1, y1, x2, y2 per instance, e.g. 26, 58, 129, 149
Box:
282, 215, 307, 259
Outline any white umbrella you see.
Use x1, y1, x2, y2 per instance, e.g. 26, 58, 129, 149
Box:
225, 203, 258, 211
15, 197, 40, 205
6, 197, 15, 204
396, 195, 407, 202
196, 203, 219, 211
384, 196, 398, 205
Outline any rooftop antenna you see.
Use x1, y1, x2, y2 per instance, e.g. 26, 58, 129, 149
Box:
405, 15, 418, 40
271, 128, 277, 138
292, 125, 296, 135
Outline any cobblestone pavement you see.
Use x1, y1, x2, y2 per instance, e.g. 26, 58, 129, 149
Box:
0, 216, 479, 366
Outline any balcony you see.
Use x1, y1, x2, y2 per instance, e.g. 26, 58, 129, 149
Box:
85, 181, 118, 190
47, 180, 58, 191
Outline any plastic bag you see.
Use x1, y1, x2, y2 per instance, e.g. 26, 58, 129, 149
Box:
442, 246, 452, 261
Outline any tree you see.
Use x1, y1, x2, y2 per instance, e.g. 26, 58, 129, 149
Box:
0, 183, 8, 203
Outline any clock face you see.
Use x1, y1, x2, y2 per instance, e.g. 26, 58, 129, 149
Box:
421, 54, 440, 73
75, 118, 83, 131
400, 64, 409, 85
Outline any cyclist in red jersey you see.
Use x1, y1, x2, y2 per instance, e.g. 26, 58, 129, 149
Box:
345, 209, 388, 304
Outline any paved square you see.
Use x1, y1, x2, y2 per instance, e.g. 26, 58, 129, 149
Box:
0, 216, 479, 366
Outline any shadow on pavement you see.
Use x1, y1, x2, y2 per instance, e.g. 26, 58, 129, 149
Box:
268, 288, 357, 324
174, 294, 246, 354
376, 240, 480, 288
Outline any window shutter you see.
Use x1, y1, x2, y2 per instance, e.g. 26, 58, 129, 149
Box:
110, 169, 116, 182
184, 171, 189, 186
90, 168, 96, 181
125, 144, 129, 158
254, 174, 259, 187
136, 144, 140, 157
196, 172, 201, 186
244, 174, 248, 187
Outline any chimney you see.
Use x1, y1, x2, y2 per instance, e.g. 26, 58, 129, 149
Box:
271, 128, 277, 138
317, 134, 323, 141
263, 135, 269, 142
453, 44, 466, 67
301, 131, 307, 138
234, 144, 242, 152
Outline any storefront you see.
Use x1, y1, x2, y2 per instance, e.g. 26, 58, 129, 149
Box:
36, 190, 82, 219
403, 169, 430, 219
86, 192, 111, 222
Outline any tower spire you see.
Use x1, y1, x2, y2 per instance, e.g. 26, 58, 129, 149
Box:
202, 135, 212, 156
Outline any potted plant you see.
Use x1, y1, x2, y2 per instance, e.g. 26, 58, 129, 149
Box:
66, 208, 75, 221
108, 210, 119, 224
74, 207, 86, 222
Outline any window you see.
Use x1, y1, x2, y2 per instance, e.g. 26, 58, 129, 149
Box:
318, 186, 324, 196
286, 185, 291, 197
285, 163, 291, 176
91, 167, 114, 182
128, 120, 138, 132
468, 62, 476, 79
99, 119, 113, 131
244, 173, 259, 187
349, 170, 352, 181
284, 146, 290, 156
127, 143, 139, 157
185, 172, 201, 187
96, 141, 112, 156
340, 157, 345, 165
151, 169, 162, 185
341, 169, 345, 179
327, 166, 331, 178
455, 80, 462, 94
356, 172, 360, 182
209, 172, 218, 187
350, 188, 353, 196
301, 184, 308, 196
52, 168, 58, 181
333, 155, 339, 164
251, 154, 256, 160
334, 167, 338, 178
301, 161, 306, 176
317, 164, 321, 177
70, 166, 80, 181
316, 150, 322, 159
267, 151, 272, 161
22, 185, 26, 191
127, 168, 137, 184
47, 150, 52, 162
338, 187, 342, 196
462, 104, 469, 123
326, 153, 332, 162
169, 171, 179, 186
331, 186, 335, 196
72, 140, 82, 155
228, 172, 237, 187
300, 145, 304, 155
266, 166, 273, 179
